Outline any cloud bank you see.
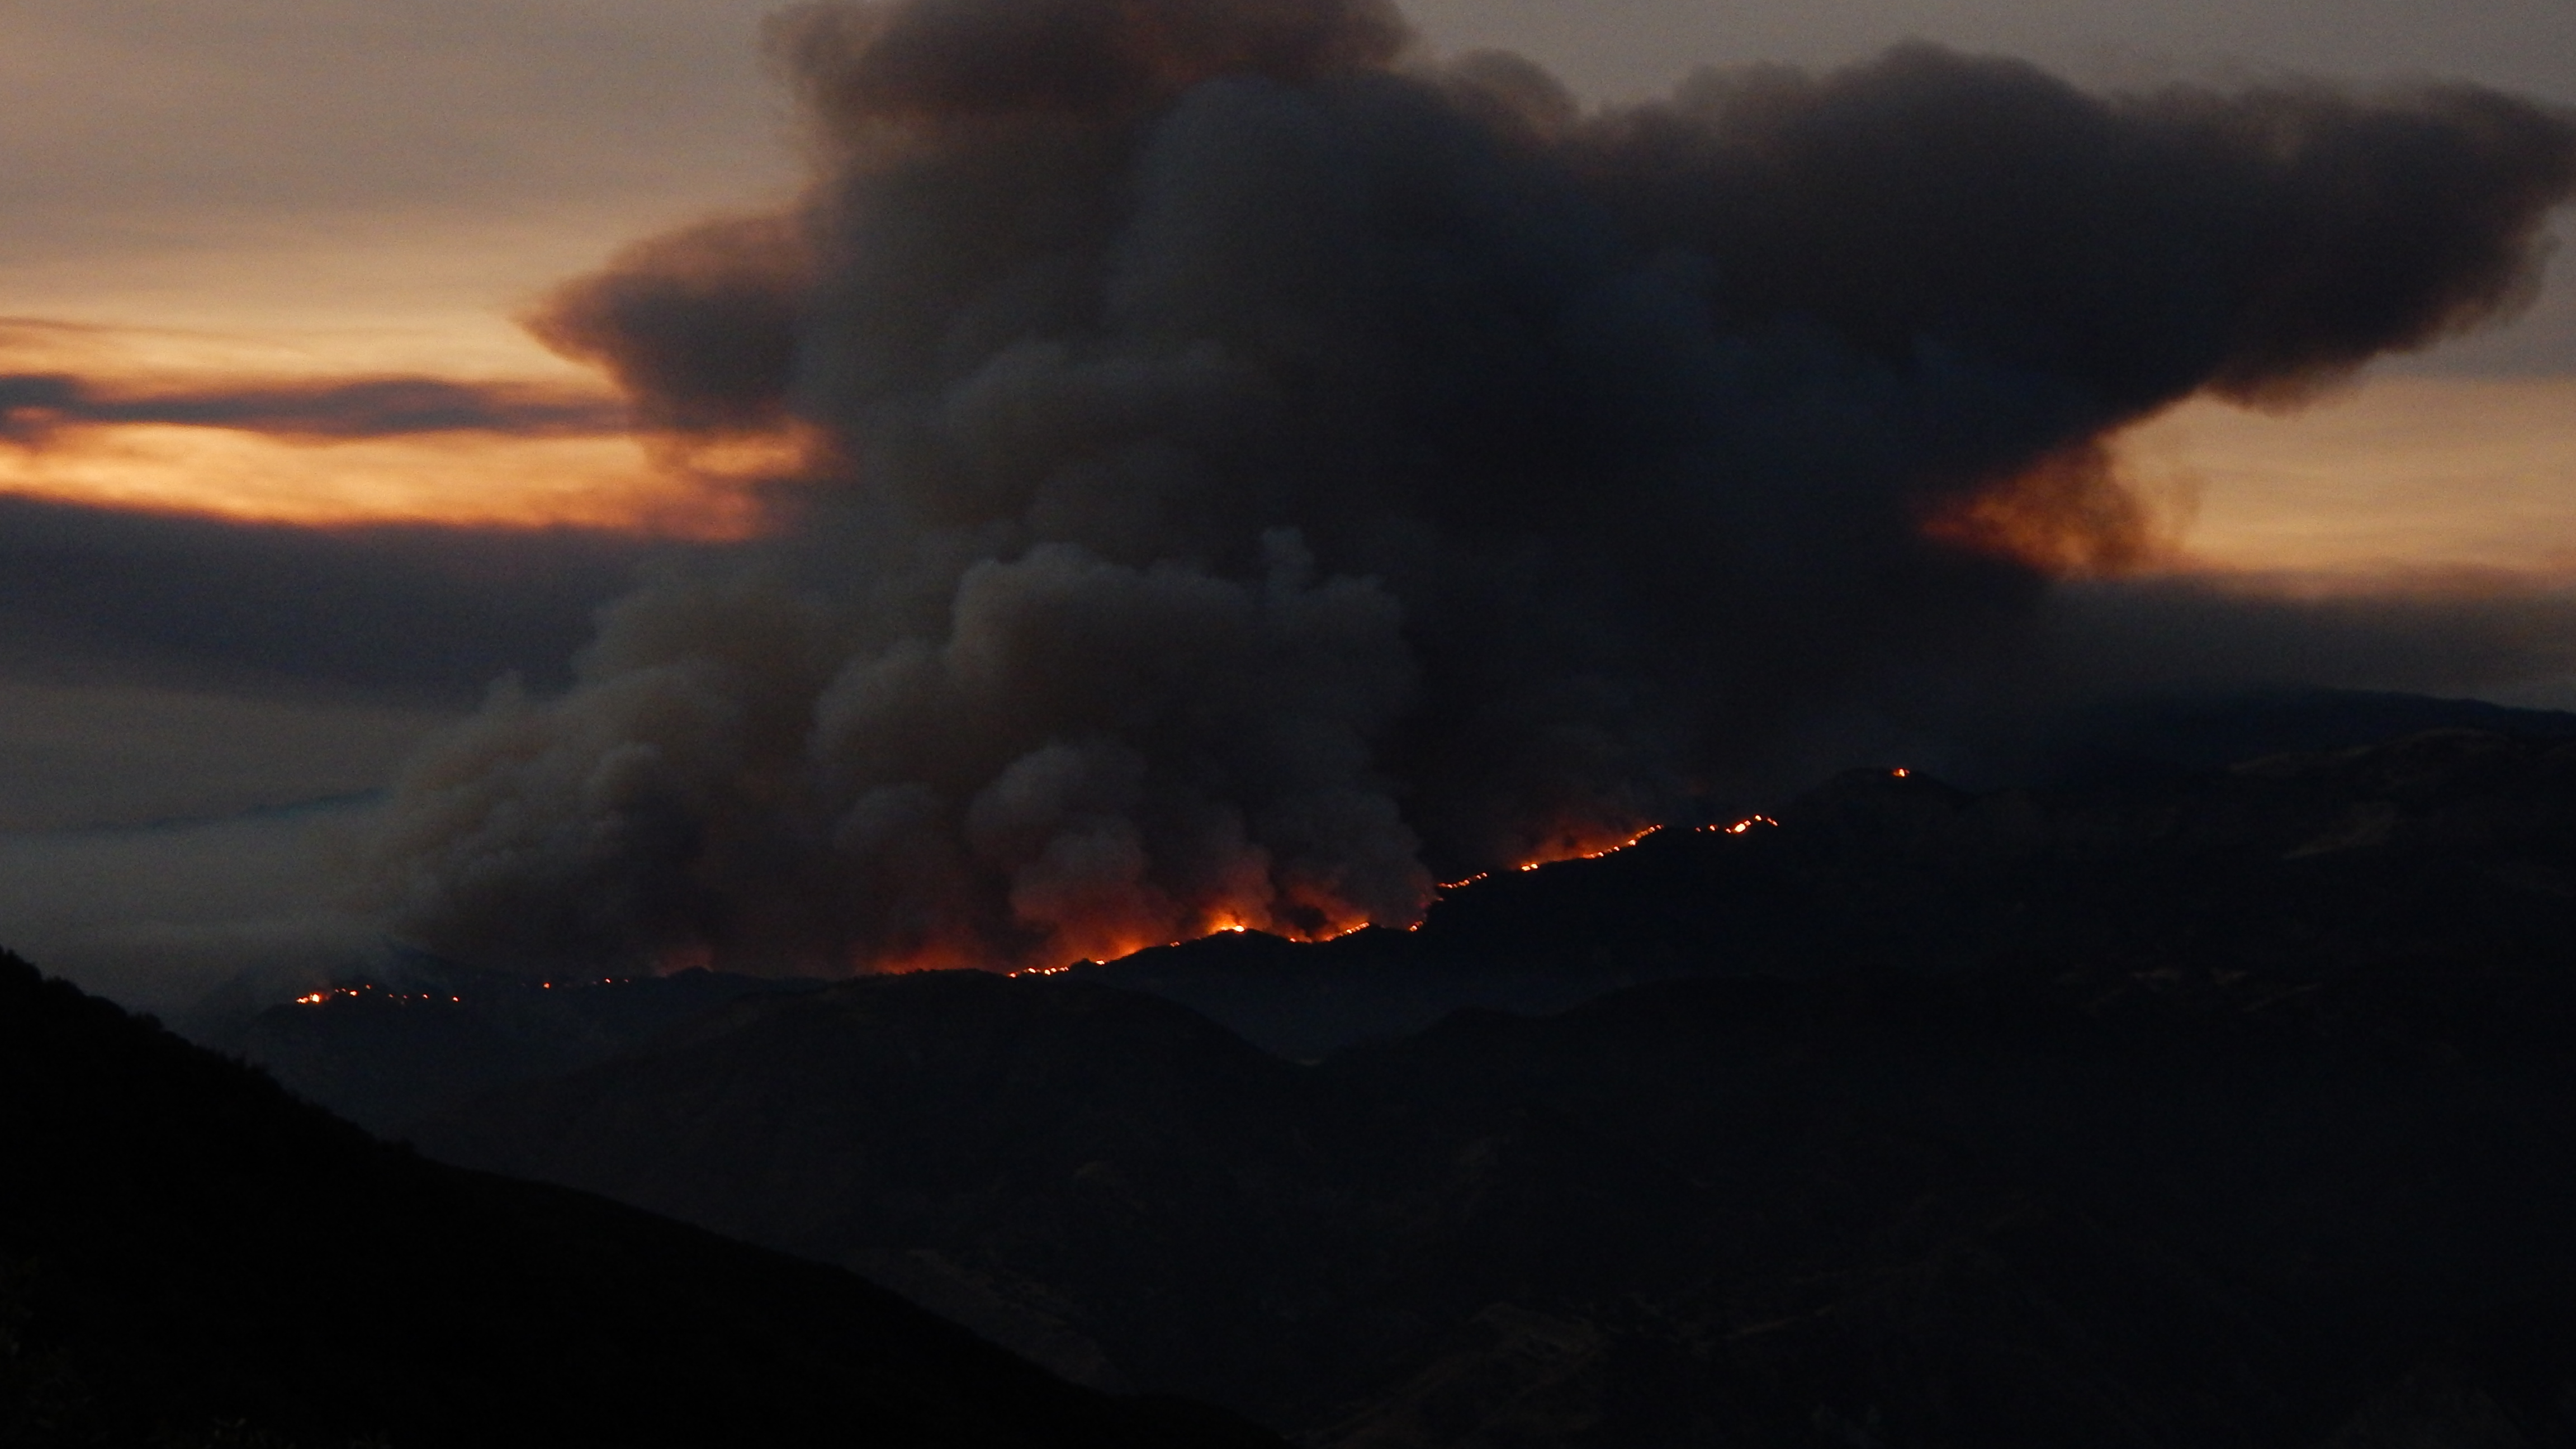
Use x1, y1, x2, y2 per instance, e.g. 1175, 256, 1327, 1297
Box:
0, 371, 626, 444
362, 0, 2576, 977
0, 493, 672, 699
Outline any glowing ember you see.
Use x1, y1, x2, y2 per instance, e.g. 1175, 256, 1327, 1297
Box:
291, 978, 632, 1006
997, 809, 1792, 978
1569, 825, 1662, 861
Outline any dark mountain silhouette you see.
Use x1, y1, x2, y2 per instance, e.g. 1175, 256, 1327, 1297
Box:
411, 726, 2576, 1446
1997, 684, 2576, 788
0, 951, 1281, 1449
1083, 688, 2576, 1058
209, 954, 827, 1133
225, 687, 2576, 1093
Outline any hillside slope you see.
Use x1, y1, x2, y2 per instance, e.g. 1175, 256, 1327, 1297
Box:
0, 951, 1278, 1449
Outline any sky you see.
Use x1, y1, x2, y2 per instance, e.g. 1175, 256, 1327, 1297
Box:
4, 0, 2573, 1008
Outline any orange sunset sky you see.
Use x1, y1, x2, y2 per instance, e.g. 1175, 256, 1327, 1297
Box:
3, 0, 2572, 574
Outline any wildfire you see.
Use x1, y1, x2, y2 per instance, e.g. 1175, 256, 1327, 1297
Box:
1566, 825, 1662, 861
292, 977, 629, 1006
1473, 823, 1674, 884
1429, 814, 1788, 893
997, 809, 1789, 978
291, 984, 469, 1006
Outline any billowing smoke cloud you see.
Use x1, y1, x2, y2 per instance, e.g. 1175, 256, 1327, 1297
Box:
363, 0, 2576, 976
0, 372, 626, 444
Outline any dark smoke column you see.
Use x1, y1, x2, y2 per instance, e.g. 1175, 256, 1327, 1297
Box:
363, 0, 2576, 977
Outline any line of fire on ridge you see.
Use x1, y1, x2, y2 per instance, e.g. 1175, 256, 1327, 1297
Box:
1008, 807, 1800, 979
293, 798, 1843, 997
292, 977, 630, 1006
291, 780, 1893, 996
1432, 811, 1784, 893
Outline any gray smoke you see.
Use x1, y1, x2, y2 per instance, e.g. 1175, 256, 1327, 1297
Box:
363, 0, 2576, 975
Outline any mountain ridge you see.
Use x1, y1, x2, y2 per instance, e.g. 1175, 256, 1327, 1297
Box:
408, 725, 2576, 1445
0, 950, 1281, 1448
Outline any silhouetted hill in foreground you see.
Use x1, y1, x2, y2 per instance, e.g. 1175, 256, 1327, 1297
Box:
0, 952, 1280, 1449
414, 730, 2576, 1447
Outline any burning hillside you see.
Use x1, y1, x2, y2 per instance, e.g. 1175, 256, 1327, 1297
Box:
394, 726, 2576, 1445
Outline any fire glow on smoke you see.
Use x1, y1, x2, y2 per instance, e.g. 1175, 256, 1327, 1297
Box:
1010, 810, 1788, 973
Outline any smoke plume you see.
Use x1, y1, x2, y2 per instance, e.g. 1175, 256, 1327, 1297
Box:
364, 0, 2576, 976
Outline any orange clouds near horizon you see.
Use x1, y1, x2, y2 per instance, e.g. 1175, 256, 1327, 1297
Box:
2128, 374, 2576, 588
0, 424, 771, 537
0, 319, 774, 537
7, 318, 2575, 580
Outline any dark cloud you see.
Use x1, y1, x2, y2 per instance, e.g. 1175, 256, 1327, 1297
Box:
1565, 51, 2575, 404
367, 0, 2576, 977
0, 494, 684, 701
0, 495, 680, 1019
0, 371, 627, 445
2045, 572, 2576, 700
1746, 572, 2576, 792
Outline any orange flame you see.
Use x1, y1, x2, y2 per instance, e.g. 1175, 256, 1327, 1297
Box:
291, 983, 487, 1006
1705, 814, 1779, 835
935, 809, 1796, 981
